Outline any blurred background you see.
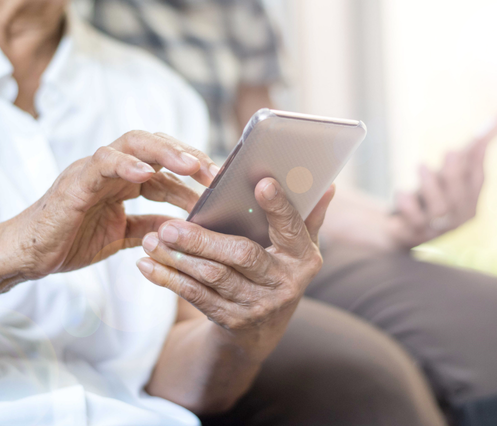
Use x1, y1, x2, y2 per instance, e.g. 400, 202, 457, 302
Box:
263, 0, 497, 275
75, 0, 497, 275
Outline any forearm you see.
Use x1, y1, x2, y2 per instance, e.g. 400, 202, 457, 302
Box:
147, 309, 295, 415
0, 213, 34, 292
321, 186, 395, 251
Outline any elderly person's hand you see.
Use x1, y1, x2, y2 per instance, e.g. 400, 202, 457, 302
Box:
138, 180, 335, 362
0, 131, 218, 291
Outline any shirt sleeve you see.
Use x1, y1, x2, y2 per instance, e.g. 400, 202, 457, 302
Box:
222, 0, 284, 87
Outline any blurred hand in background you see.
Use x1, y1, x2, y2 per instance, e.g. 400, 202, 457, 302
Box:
321, 119, 497, 251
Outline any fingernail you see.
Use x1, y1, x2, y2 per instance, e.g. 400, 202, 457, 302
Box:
143, 234, 159, 252
137, 258, 154, 274
262, 182, 277, 200
180, 152, 200, 168
135, 162, 155, 174
209, 164, 220, 179
161, 224, 179, 243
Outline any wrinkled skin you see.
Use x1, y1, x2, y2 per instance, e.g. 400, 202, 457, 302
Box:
138, 179, 335, 334
2, 130, 218, 287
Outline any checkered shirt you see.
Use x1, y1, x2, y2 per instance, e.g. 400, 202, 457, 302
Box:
76, 0, 283, 157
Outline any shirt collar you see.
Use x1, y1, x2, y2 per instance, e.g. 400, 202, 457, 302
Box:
37, 8, 106, 112
0, 49, 13, 80
39, 19, 74, 91
0, 48, 17, 102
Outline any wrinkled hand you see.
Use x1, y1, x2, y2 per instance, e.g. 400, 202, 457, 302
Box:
138, 180, 334, 346
389, 120, 497, 249
14, 131, 218, 282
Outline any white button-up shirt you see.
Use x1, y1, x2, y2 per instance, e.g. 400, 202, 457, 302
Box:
0, 13, 208, 426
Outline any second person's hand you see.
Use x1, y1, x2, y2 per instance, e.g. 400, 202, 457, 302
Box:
389, 119, 497, 249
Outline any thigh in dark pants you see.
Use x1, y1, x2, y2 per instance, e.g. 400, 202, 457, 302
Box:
306, 244, 497, 426
200, 298, 445, 426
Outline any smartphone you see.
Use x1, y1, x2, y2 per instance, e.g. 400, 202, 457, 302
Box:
187, 109, 367, 248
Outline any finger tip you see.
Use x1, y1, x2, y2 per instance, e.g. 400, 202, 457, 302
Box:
159, 219, 178, 231
209, 163, 221, 179
141, 231, 153, 243
142, 231, 159, 248
254, 177, 273, 195
256, 177, 277, 190
136, 257, 154, 274
255, 178, 280, 204
173, 162, 201, 179
186, 166, 203, 178
127, 171, 154, 185
319, 185, 336, 206
159, 219, 189, 240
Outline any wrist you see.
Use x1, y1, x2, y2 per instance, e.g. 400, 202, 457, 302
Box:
208, 302, 298, 364
384, 214, 421, 252
322, 196, 401, 252
0, 213, 38, 292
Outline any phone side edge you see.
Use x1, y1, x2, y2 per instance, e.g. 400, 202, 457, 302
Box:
271, 110, 362, 127
188, 109, 276, 222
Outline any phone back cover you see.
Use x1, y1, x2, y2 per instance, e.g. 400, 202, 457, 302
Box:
188, 109, 367, 248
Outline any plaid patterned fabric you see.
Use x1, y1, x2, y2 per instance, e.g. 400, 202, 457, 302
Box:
76, 0, 283, 157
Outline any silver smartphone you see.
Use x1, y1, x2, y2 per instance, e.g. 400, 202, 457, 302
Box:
187, 109, 367, 248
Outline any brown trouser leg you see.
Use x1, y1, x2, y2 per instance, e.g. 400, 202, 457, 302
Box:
200, 298, 446, 426
306, 244, 497, 424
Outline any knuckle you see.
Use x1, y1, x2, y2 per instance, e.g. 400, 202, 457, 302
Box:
163, 171, 182, 183
201, 263, 231, 286
232, 240, 260, 269
308, 251, 324, 273
190, 289, 208, 307
92, 146, 113, 164
121, 130, 151, 149
223, 315, 246, 331
228, 307, 266, 330
181, 283, 207, 307
185, 229, 207, 255
205, 306, 224, 324
186, 146, 205, 160
271, 198, 292, 216
223, 288, 302, 331
154, 132, 180, 149
279, 285, 301, 306
280, 213, 305, 240
154, 131, 170, 139
249, 302, 271, 324
125, 129, 150, 141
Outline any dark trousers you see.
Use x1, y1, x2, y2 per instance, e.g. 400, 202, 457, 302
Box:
201, 245, 497, 426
